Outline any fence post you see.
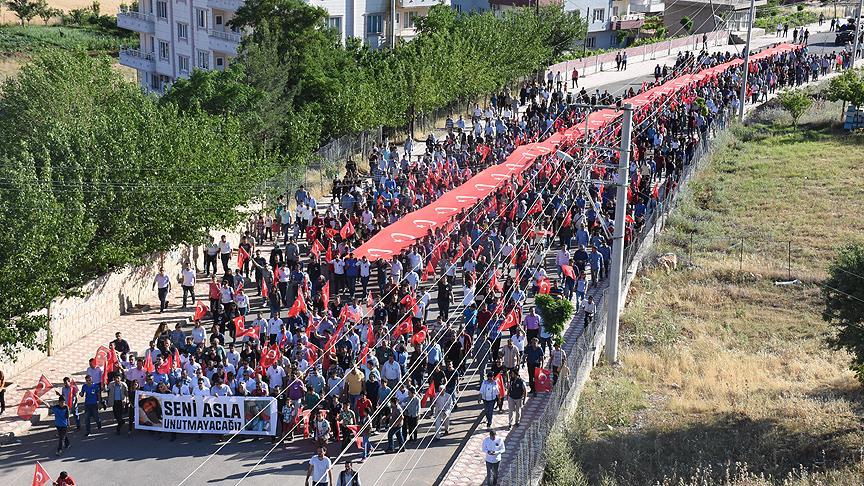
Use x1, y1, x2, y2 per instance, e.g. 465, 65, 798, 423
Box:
787, 240, 792, 280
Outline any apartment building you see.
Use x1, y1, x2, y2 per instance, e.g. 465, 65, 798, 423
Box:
118, 0, 454, 92
563, 0, 649, 49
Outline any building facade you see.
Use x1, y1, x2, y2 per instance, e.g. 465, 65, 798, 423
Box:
118, 0, 454, 92
562, 0, 647, 49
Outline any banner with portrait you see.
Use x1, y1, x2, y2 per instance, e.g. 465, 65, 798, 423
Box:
134, 391, 277, 436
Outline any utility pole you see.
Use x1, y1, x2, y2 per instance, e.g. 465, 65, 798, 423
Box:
853, 0, 863, 64
390, 0, 396, 49
605, 103, 633, 365
738, 0, 756, 120
583, 8, 590, 57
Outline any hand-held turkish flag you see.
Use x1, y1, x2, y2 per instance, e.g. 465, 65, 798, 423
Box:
358, 342, 370, 364
17, 391, 41, 420
499, 309, 519, 333
527, 198, 543, 216
326, 244, 333, 263
143, 352, 155, 374
344, 424, 363, 450
287, 291, 308, 318
534, 368, 553, 393
400, 294, 418, 314
233, 315, 258, 339
32, 461, 51, 486
562, 210, 572, 228
94, 345, 109, 370
422, 261, 435, 282
157, 358, 172, 374
193, 301, 209, 321
421, 382, 437, 407
311, 239, 324, 258
340, 220, 355, 240
262, 281, 270, 299
260, 344, 281, 369
66, 378, 77, 409
392, 320, 412, 338
490, 271, 503, 293
561, 264, 576, 280
237, 246, 251, 269
495, 373, 506, 398
411, 326, 428, 346
321, 282, 330, 311
538, 278, 551, 295
173, 348, 182, 370
33, 375, 53, 397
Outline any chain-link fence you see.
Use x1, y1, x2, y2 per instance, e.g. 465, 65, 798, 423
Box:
503, 107, 739, 486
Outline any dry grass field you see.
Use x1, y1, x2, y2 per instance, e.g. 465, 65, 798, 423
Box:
0, 0, 125, 25
545, 101, 864, 485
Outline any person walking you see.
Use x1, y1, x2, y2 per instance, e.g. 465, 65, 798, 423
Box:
49, 398, 71, 455
305, 447, 333, 486
181, 264, 196, 308
479, 371, 499, 429
402, 387, 421, 442
482, 429, 505, 486
0, 368, 7, 415
78, 375, 102, 435
525, 337, 544, 396
107, 374, 129, 434
53, 471, 76, 485
335, 460, 361, 486
433, 380, 453, 439
506, 369, 526, 427
152, 267, 172, 313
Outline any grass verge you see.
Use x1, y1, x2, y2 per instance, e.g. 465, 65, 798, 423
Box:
0, 24, 135, 55
545, 99, 864, 485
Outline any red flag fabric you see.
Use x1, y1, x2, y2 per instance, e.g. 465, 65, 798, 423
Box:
527, 198, 543, 215
538, 278, 551, 295
193, 301, 209, 321
652, 183, 660, 199
105, 349, 118, 385
358, 342, 370, 364
562, 210, 572, 228
534, 368, 553, 393
237, 246, 251, 269
32, 461, 51, 486
561, 264, 576, 280
490, 271, 503, 293
233, 316, 258, 340
260, 344, 281, 369
499, 309, 519, 332
33, 375, 53, 397
421, 382, 436, 408
94, 345, 109, 370
321, 282, 330, 311
400, 294, 418, 314
366, 292, 374, 309
326, 244, 334, 263
495, 373, 506, 398
422, 261, 435, 282
173, 348, 182, 370
411, 326, 428, 346
287, 291, 308, 318
157, 358, 171, 374
625, 214, 635, 224
392, 320, 412, 338
143, 352, 155, 374
344, 424, 364, 450
17, 391, 41, 420
66, 379, 77, 409
262, 281, 269, 299
340, 220, 355, 240
311, 239, 324, 258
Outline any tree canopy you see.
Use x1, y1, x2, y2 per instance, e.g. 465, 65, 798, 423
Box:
0, 51, 276, 355
823, 244, 864, 386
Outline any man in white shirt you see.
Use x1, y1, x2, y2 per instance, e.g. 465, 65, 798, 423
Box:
152, 267, 171, 313
381, 356, 402, 389
267, 363, 286, 389
479, 372, 500, 429
181, 264, 196, 308
267, 314, 284, 345
390, 257, 403, 281
192, 379, 210, 397
305, 447, 333, 486
211, 381, 233, 396
218, 235, 232, 273
252, 314, 268, 341
482, 430, 505, 486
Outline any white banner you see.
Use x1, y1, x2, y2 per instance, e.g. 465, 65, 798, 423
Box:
134, 391, 277, 436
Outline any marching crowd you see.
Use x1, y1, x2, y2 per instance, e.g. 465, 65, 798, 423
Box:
24, 40, 857, 486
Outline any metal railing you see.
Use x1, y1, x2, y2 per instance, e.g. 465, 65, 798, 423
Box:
117, 7, 154, 21
208, 29, 242, 43
503, 106, 736, 486
119, 47, 155, 61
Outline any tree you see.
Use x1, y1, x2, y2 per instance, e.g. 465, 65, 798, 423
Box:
826, 68, 864, 109
5, 0, 41, 25
680, 16, 693, 34
535, 294, 575, 342
36, 2, 59, 24
823, 244, 864, 386
0, 51, 276, 357
777, 89, 813, 126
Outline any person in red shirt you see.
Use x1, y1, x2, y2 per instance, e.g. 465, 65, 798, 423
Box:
54, 471, 75, 485
355, 392, 373, 419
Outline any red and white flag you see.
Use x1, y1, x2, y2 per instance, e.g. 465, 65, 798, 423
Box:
33, 375, 53, 397
193, 301, 209, 321
340, 220, 355, 240
237, 246, 251, 269
499, 309, 519, 333
534, 368, 553, 393
32, 462, 51, 486
17, 391, 42, 420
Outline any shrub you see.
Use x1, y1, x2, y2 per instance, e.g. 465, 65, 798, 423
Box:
536, 293, 575, 340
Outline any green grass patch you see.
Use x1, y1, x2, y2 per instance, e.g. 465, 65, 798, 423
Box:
0, 24, 136, 55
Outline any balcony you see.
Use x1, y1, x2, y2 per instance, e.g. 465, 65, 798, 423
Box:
399, 0, 449, 8
208, 29, 242, 53
207, 0, 244, 11
629, 0, 665, 13
610, 14, 646, 30
119, 47, 156, 72
117, 7, 155, 34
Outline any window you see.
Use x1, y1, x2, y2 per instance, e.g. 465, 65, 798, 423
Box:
148, 36, 155, 54
328, 16, 342, 34
592, 8, 605, 23
216, 56, 224, 67
158, 40, 169, 60
195, 8, 207, 30
215, 14, 223, 26
178, 55, 190, 73
177, 22, 188, 40
612, 6, 618, 17
407, 12, 418, 29
585, 36, 596, 48
197, 49, 210, 69
156, 1, 167, 19
455, 4, 462, 13
366, 14, 383, 34
150, 73, 160, 90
